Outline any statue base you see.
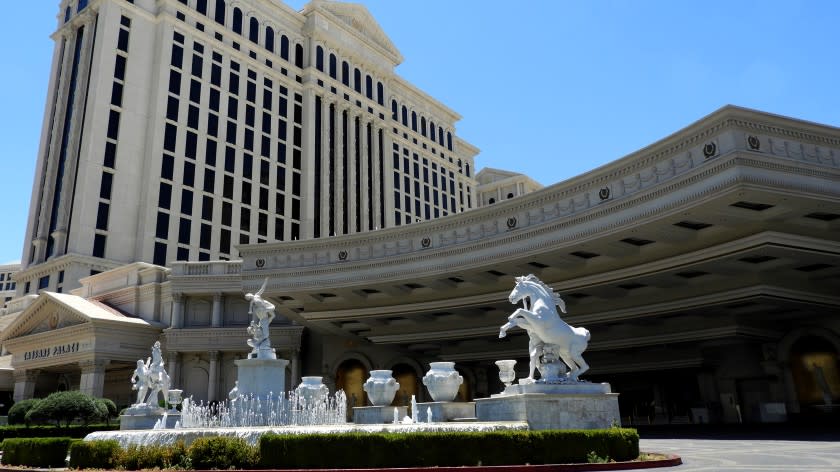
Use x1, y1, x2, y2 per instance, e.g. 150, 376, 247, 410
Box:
415, 401, 476, 422
120, 406, 181, 430
475, 382, 620, 430
352, 405, 408, 424
234, 358, 289, 398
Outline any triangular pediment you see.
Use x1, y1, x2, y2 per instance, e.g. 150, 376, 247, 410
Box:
0, 292, 158, 342
0, 293, 91, 341
313, 1, 403, 64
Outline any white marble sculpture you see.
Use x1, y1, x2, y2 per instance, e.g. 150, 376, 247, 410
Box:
499, 274, 590, 381
130, 341, 171, 408
245, 278, 276, 359
422, 362, 463, 402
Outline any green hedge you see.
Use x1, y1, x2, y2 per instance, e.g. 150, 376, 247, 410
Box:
258, 429, 639, 468
68, 439, 121, 470
0, 437, 81, 467
0, 423, 119, 441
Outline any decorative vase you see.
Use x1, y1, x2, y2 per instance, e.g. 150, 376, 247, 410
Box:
422, 362, 463, 402
167, 389, 183, 412
495, 360, 517, 388
296, 376, 329, 404
363, 370, 400, 406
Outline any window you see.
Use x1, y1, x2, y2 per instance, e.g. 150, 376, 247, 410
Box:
232, 8, 242, 34
265, 27, 274, 52
354, 68, 361, 93
196, 0, 207, 15
294, 44, 303, 68
214, 0, 226, 24
96, 202, 109, 230
377, 81, 384, 105
249, 17, 259, 43
280, 35, 289, 60
156, 212, 169, 239
341, 61, 349, 86
171, 45, 183, 68
93, 234, 107, 257
365, 75, 372, 99
329, 53, 337, 79
114, 55, 126, 81
99, 172, 113, 199
316, 46, 324, 71
178, 218, 191, 244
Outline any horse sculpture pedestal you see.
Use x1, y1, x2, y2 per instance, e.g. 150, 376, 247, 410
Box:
120, 405, 180, 430
234, 358, 289, 398
475, 382, 620, 430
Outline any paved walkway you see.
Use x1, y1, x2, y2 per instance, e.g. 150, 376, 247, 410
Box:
640, 438, 840, 471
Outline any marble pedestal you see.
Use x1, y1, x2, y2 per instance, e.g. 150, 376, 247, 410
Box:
352, 405, 408, 424
120, 405, 181, 430
415, 401, 476, 422
235, 358, 289, 398
475, 382, 620, 430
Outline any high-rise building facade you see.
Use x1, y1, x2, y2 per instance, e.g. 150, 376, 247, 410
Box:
17, 0, 479, 295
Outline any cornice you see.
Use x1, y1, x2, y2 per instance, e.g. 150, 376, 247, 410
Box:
237, 156, 839, 291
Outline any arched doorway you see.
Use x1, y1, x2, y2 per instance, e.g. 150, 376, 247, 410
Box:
790, 336, 840, 407
391, 363, 419, 406
335, 359, 367, 419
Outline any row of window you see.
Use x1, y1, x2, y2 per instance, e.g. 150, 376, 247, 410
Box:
177, 0, 305, 68
391, 101, 454, 152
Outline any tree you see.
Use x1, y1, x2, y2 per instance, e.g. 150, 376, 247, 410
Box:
24, 391, 102, 428
96, 398, 118, 425
7, 399, 42, 426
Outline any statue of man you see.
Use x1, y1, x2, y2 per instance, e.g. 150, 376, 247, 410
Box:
130, 359, 149, 406
245, 278, 276, 358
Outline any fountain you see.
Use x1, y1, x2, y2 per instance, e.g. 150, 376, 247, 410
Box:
85, 274, 618, 447
475, 274, 621, 429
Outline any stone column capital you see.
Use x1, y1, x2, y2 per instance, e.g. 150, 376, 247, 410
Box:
79, 358, 109, 373
14, 369, 40, 383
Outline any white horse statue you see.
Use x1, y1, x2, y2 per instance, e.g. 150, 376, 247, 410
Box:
499, 274, 591, 381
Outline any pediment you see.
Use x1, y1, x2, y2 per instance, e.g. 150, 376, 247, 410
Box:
315, 1, 402, 64
0, 293, 91, 341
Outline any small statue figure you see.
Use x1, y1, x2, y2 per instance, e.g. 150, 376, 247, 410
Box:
130, 359, 150, 406
130, 341, 171, 408
245, 278, 276, 359
228, 380, 240, 402
499, 274, 590, 381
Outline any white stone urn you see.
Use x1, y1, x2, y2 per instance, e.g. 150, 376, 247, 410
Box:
295, 376, 329, 404
422, 362, 463, 402
167, 389, 183, 412
495, 360, 517, 388
363, 370, 400, 406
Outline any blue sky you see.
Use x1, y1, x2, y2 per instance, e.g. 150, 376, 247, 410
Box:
1, 0, 838, 264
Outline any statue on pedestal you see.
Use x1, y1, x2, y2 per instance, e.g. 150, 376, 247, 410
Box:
499, 274, 590, 382
245, 278, 276, 359
130, 341, 171, 408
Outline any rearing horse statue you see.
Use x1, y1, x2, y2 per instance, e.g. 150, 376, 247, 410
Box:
499, 274, 590, 381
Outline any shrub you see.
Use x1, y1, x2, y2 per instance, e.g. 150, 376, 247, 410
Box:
117, 441, 189, 470
24, 391, 102, 427
258, 429, 639, 468
98, 398, 118, 422
69, 439, 121, 469
0, 424, 119, 441
0, 437, 80, 467
188, 436, 258, 469
7, 399, 41, 426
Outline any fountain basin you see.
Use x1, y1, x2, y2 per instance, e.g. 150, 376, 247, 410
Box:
84, 421, 529, 447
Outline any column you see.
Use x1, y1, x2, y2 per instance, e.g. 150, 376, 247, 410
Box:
370, 121, 381, 229
171, 293, 184, 328
359, 115, 370, 231
207, 351, 219, 402
13, 370, 40, 402
167, 351, 180, 388
320, 98, 331, 237
347, 110, 357, 233
53, 13, 99, 257
301, 83, 317, 239
382, 126, 395, 228
211, 293, 223, 328
79, 359, 109, 398
334, 105, 345, 234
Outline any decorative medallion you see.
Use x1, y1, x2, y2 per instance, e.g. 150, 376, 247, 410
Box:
421, 237, 431, 248
506, 217, 517, 229
49, 313, 59, 330
747, 135, 760, 150
255, 258, 266, 268
338, 250, 348, 261
598, 187, 611, 201
703, 142, 717, 158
